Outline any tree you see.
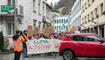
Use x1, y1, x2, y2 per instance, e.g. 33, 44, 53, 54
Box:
0, 31, 4, 51
54, 0, 76, 15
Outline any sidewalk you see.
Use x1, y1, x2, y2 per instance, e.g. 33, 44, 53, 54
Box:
0, 50, 13, 54
0, 53, 105, 60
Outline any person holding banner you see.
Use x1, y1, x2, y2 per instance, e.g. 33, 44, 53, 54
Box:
13, 30, 25, 60
22, 30, 29, 58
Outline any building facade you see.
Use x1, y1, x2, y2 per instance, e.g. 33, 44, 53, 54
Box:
70, 0, 81, 31
0, 0, 52, 49
81, 0, 105, 38
51, 10, 60, 27
53, 15, 69, 32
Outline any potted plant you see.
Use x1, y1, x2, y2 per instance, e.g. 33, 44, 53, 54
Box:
96, 14, 99, 18
103, 11, 105, 15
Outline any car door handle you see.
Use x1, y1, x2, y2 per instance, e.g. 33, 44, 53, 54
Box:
70, 43, 72, 45
87, 45, 91, 46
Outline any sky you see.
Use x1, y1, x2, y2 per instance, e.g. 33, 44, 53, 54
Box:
47, 0, 60, 5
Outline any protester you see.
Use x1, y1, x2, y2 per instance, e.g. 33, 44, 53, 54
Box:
50, 33, 55, 39
22, 30, 28, 58
13, 30, 25, 60
32, 34, 37, 40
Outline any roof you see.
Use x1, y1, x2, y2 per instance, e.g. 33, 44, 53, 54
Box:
66, 33, 97, 36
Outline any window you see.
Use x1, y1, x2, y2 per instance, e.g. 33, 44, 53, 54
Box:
55, 26, 57, 30
57, 20, 58, 24
64, 19, 65, 23
57, 26, 58, 30
12, 0, 15, 5
0, 18, 3, 25
92, 0, 94, 3
100, 3, 103, 16
7, 23, 14, 35
88, 14, 89, 22
43, 2, 44, 15
33, 0, 35, 11
66, 26, 68, 29
8, 0, 11, 5
38, 0, 41, 13
62, 19, 63, 23
85, 3, 87, 9
59, 26, 60, 29
95, 8, 97, 18
8, 0, 15, 5
33, 20, 37, 28
71, 35, 85, 41
59, 19, 60, 23
54, 20, 56, 24
85, 35, 101, 42
39, 22, 41, 30
88, 0, 90, 7
91, 12, 94, 20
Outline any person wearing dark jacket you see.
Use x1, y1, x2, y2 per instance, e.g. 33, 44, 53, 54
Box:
22, 30, 28, 58
13, 30, 24, 60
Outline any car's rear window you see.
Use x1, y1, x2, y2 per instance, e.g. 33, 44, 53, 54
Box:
71, 35, 85, 41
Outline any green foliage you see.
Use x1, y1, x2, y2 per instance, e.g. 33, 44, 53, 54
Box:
103, 11, 105, 15
0, 31, 4, 51
54, 0, 76, 14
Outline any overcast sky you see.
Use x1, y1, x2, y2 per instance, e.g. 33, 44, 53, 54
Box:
47, 0, 59, 5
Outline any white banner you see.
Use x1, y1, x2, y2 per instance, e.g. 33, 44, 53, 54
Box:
26, 38, 61, 54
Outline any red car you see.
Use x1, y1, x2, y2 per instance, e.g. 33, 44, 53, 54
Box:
59, 33, 105, 60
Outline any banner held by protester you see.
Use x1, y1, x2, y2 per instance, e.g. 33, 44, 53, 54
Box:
26, 39, 61, 54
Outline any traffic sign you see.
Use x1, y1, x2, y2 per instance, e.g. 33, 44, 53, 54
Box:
1, 5, 14, 12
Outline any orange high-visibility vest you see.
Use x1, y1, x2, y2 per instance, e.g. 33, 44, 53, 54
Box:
13, 36, 23, 52
24, 35, 28, 40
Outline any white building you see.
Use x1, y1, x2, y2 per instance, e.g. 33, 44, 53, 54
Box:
70, 0, 81, 30
0, 0, 52, 49
51, 10, 60, 26
53, 15, 69, 32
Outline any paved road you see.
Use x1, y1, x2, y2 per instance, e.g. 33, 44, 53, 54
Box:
0, 54, 105, 60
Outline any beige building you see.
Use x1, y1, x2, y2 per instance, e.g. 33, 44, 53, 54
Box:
81, 0, 105, 38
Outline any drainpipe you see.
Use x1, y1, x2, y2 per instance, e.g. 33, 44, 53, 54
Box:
14, 0, 17, 34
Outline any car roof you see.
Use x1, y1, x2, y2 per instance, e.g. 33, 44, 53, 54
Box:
66, 33, 97, 36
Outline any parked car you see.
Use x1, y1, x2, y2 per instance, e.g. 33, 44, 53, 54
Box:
59, 33, 105, 60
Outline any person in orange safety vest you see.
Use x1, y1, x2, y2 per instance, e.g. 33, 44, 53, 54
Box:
13, 30, 25, 60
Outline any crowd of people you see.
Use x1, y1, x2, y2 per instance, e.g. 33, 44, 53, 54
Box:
12, 29, 69, 60
27, 31, 68, 40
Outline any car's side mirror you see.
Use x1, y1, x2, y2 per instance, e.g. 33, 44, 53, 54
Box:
99, 39, 104, 43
